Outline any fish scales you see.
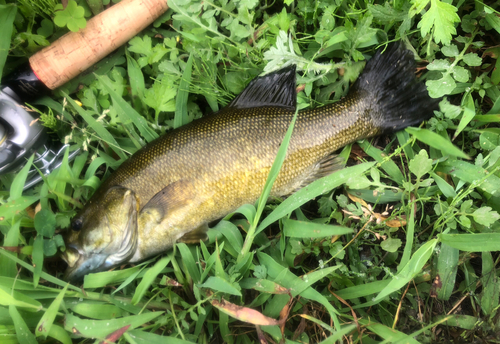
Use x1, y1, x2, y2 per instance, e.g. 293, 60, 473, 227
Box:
62, 43, 439, 281
99, 94, 371, 238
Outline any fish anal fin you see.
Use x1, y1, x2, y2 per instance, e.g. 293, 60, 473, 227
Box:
177, 223, 209, 244
298, 155, 345, 190
227, 65, 297, 111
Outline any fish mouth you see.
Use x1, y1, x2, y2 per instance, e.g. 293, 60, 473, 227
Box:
61, 244, 79, 281
61, 246, 80, 269
61, 246, 108, 282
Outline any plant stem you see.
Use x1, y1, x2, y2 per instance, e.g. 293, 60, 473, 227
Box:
169, 289, 186, 340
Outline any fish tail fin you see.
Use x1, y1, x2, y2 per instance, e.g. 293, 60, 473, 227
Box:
352, 43, 439, 133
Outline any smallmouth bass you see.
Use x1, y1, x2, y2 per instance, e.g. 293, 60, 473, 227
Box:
62, 43, 438, 281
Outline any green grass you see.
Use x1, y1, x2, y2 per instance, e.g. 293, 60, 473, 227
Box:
1, 0, 500, 342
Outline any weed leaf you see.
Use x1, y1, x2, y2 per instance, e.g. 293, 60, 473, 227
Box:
417, 0, 460, 45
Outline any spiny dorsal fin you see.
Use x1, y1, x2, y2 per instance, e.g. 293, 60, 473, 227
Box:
177, 223, 209, 244
227, 65, 297, 111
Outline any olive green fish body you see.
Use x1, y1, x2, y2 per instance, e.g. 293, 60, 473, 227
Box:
89, 95, 374, 261
63, 43, 438, 281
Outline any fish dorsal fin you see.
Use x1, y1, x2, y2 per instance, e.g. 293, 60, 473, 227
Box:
140, 179, 192, 219
177, 223, 209, 244
228, 65, 297, 111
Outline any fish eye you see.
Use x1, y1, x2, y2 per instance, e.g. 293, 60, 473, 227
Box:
71, 219, 83, 231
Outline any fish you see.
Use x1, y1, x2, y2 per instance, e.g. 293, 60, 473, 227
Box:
62, 43, 438, 281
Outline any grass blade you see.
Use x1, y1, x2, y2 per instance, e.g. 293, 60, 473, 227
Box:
317, 324, 357, 343
299, 314, 335, 334
398, 200, 415, 272
257, 252, 341, 329
433, 315, 479, 330
255, 110, 298, 230
35, 284, 68, 339
240, 278, 289, 294
374, 239, 437, 303
283, 219, 353, 238
334, 280, 390, 301
0, 249, 81, 292
358, 139, 404, 183
365, 321, 420, 343
63, 92, 128, 159
177, 243, 201, 283
439, 233, 500, 251
259, 325, 284, 343
126, 329, 195, 343
0, 4, 16, 81
9, 154, 34, 200
131, 256, 170, 305
69, 302, 124, 319
396, 130, 415, 160
0, 196, 40, 227
453, 93, 475, 139
473, 114, 500, 122
218, 311, 234, 344
47, 324, 72, 344
0, 285, 42, 310
83, 264, 144, 289
126, 50, 146, 103
436, 243, 459, 300
257, 162, 375, 233
480, 251, 499, 315
430, 171, 457, 198
436, 159, 500, 197
216, 221, 243, 253
32, 236, 43, 288
95, 74, 158, 143
238, 110, 298, 261
64, 312, 162, 339
406, 127, 469, 159
202, 276, 242, 296
0, 220, 21, 278
112, 265, 149, 295
174, 53, 193, 129
231, 204, 256, 225
9, 305, 37, 344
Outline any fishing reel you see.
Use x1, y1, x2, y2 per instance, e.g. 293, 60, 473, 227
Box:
0, 0, 169, 189
0, 87, 78, 189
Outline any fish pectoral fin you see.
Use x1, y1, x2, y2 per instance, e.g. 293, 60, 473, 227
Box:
141, 179, 194, 218
227, 65, 297, 111
177, 223, 209, 244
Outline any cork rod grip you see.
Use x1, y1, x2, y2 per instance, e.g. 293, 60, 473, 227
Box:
29, 0, 169, 90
